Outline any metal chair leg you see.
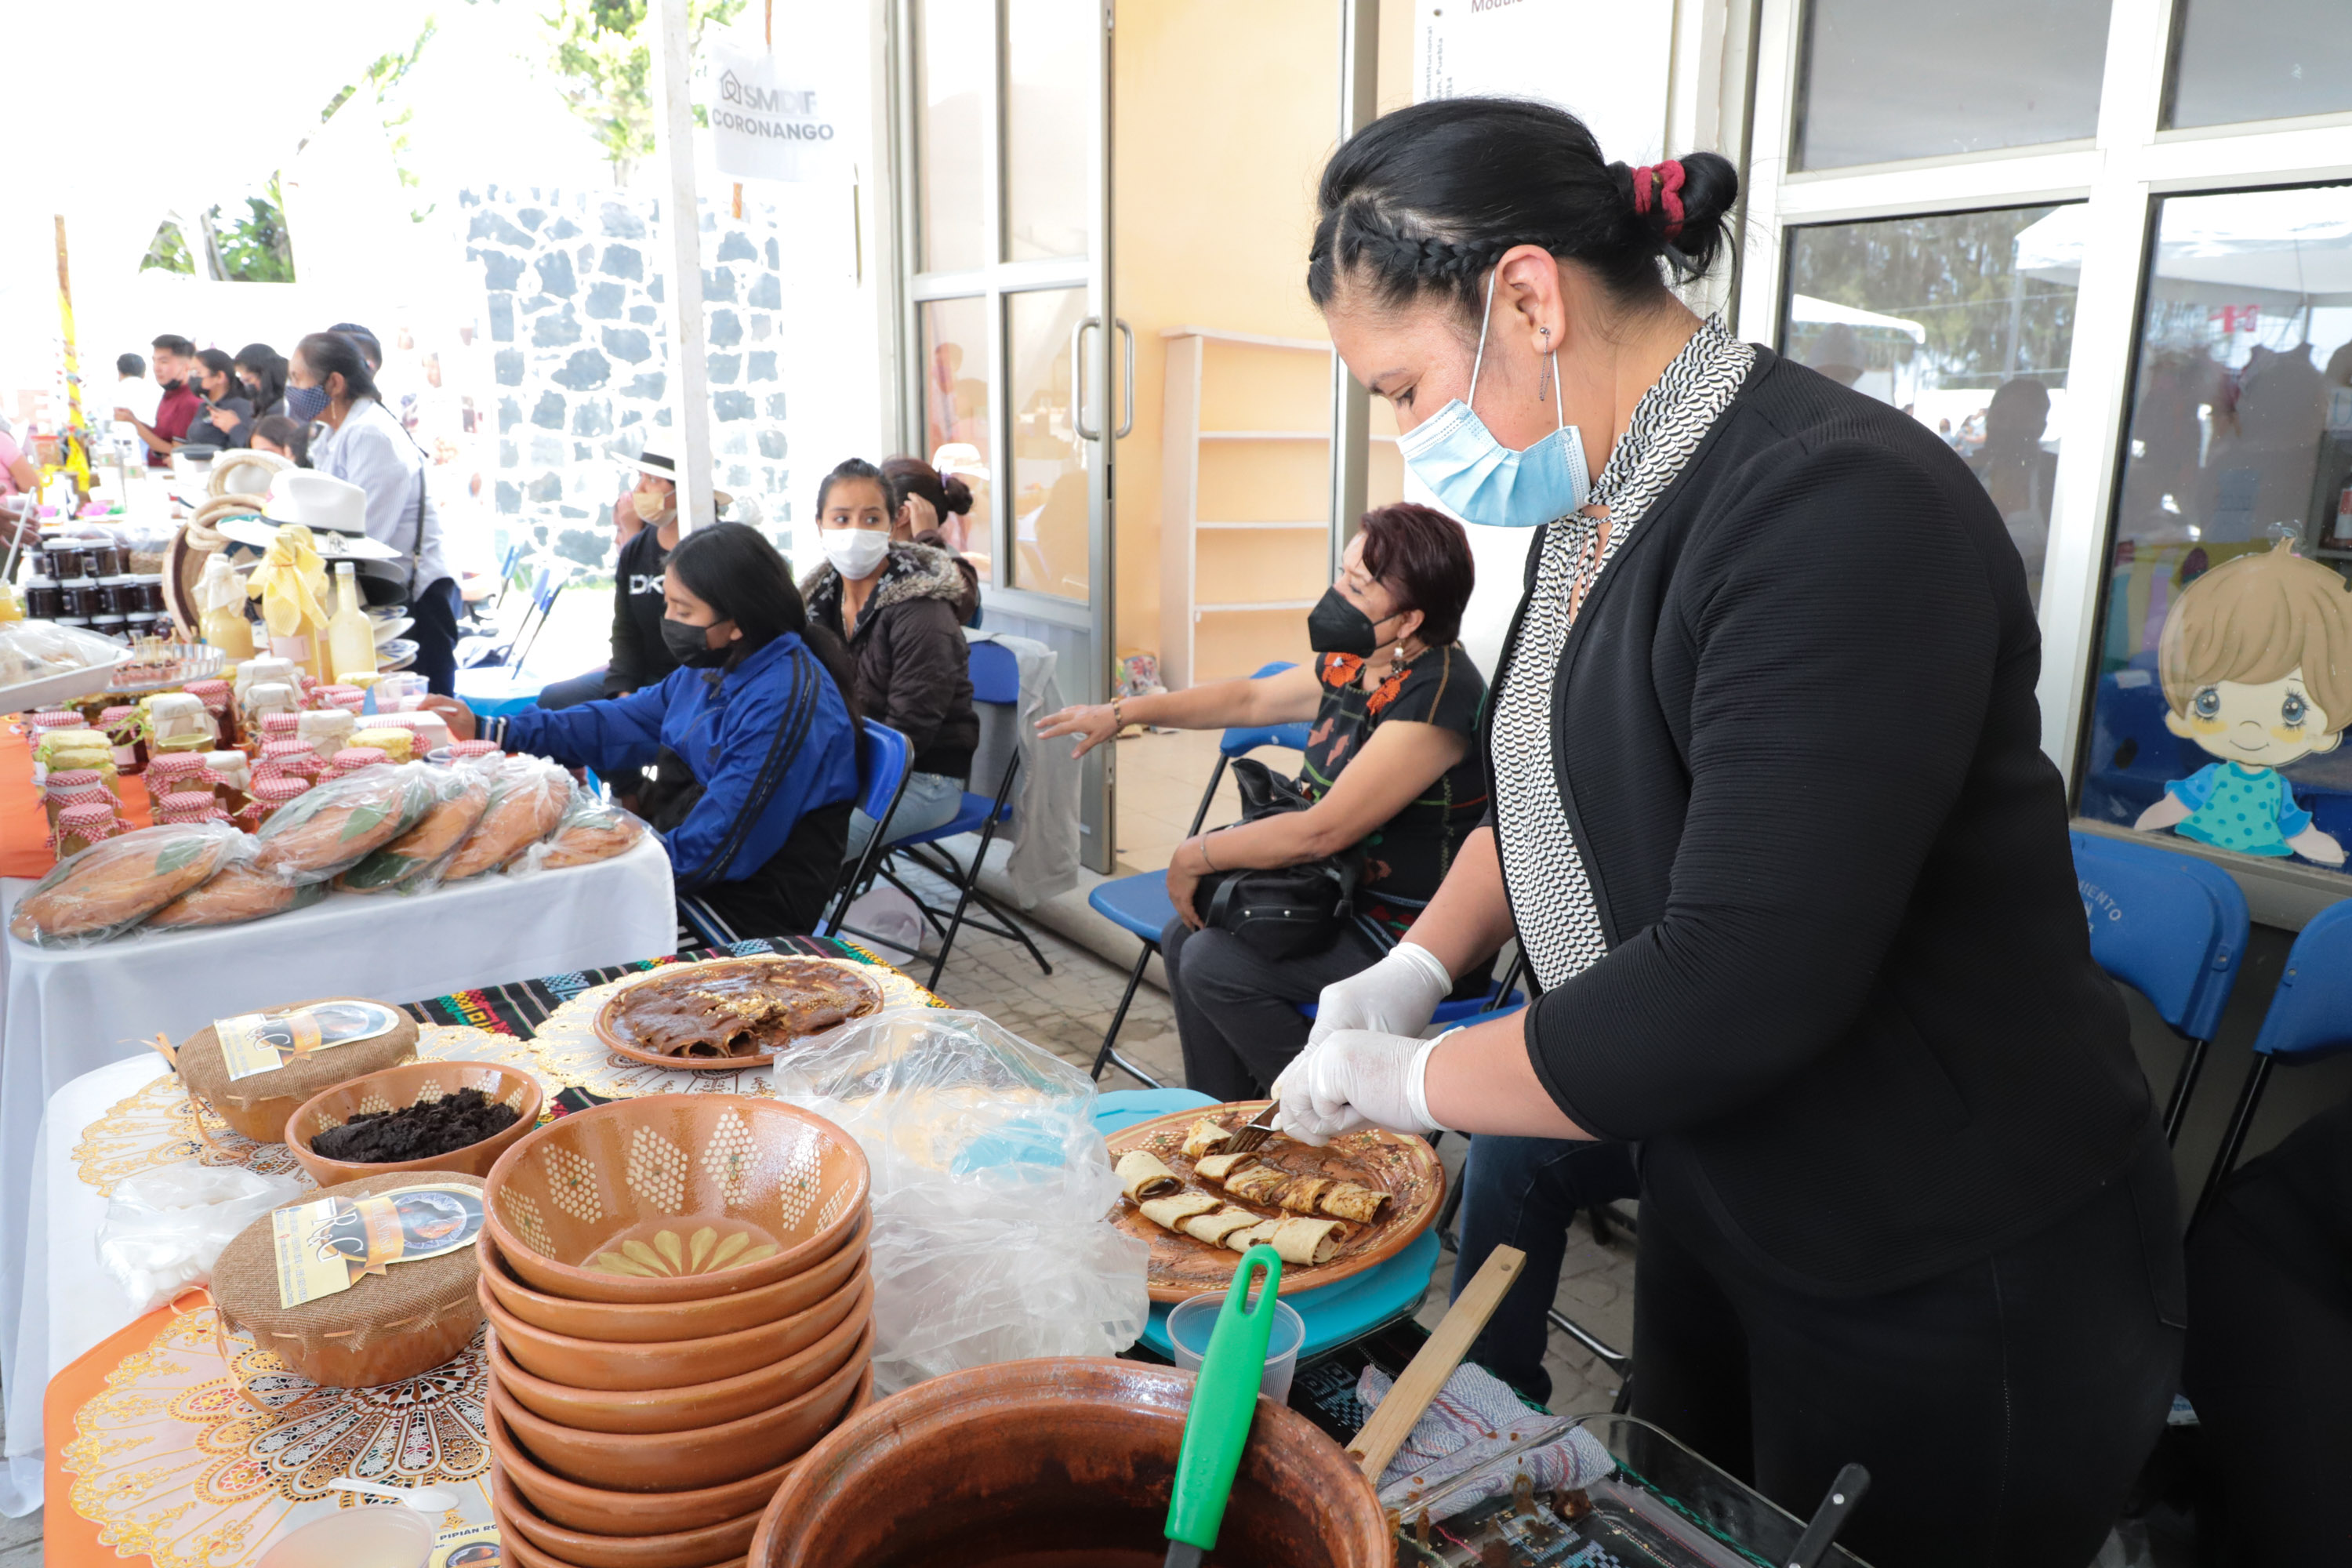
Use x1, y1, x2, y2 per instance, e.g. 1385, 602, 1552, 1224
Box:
2161, 1035, 2211, 1147
1091, 942, 1160, 1081
926, 794, 1015, 991
2194, 1054, 2274, 1225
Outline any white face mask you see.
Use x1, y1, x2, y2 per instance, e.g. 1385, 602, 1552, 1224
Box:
1394, 270, 1592, 528
822, 527, 891, 579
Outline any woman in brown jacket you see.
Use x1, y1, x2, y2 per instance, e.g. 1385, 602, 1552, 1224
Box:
802, 458, 980, 859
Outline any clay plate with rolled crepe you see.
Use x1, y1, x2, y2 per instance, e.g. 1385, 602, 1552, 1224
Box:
591, 956, 884, 1071
1104, 1100, 1443, 1301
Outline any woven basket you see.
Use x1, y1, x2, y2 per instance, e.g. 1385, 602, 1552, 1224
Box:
212, 1171, 485, 1388
173, 996, 419, 1144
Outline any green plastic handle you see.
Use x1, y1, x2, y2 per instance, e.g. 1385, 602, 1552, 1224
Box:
1165, 1244, 1283, 1552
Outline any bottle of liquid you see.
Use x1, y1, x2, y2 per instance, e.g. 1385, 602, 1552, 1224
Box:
194, 553, 255, 659
327, 563, 379, 684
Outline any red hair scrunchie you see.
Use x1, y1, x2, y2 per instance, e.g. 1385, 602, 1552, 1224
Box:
1629, 160, 1687, 241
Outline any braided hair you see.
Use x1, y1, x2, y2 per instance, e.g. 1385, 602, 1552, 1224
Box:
1307, 98, 1739, 318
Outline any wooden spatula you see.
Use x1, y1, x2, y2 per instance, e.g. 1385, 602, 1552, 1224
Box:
1346, 1245, 1526, 1479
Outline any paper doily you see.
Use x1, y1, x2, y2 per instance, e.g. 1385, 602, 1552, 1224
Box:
73, 1026, 527, 1198
60, 1304, 492, 1568
522, 958, 942, 1100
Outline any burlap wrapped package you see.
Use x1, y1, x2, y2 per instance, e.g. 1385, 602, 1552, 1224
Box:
212, 1172, 485, 1388
173, 996, 419, 1145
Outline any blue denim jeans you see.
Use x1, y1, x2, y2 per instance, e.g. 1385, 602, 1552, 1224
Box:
844, 770, 967, 862
1450, 1134, 1639, 1403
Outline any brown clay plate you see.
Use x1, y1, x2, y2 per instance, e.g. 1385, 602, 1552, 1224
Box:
1104, 1101, 1443, 1302
591, 957, 884, 1072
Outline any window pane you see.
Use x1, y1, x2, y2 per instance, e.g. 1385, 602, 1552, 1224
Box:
1792, 0, 2110, 169
920, 296, 994, 583
2167, 0, 2352, 129
1006, 287, 1091, 601
2078, 184, 2352, 877
914, 0, 987, 274
1783, 205, 2082, 605
1004, 0, 1094, 262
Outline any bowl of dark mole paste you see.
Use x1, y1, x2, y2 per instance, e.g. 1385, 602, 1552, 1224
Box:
288, 1060, 546, 1186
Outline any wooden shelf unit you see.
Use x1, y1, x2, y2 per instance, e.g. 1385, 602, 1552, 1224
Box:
1159, 325, 1360, 688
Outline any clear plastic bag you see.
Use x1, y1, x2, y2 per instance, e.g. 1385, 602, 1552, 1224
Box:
7, 822, 248, 946
97, 1161, 309, 1314
252, 761, 437, 884
441, 756, 572, 880
769, 1008, 1151, 1393
143, 830, 323, 931
335, 764, 495, 894
510, 783, 650, 875
0, 618, 125, 689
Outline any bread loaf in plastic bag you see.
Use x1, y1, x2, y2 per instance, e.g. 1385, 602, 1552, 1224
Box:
336, 764, 495, 894
441, 755, 571, 880
9, 822, 246, 946
510, 783, 650, 874
145, 831, 322, 930
252, 762, 436, 884
769, 1007, 1149, 1393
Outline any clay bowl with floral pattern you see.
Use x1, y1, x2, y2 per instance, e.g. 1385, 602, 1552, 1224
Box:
481, 1095, 869, 1305
488, 1269, 873, 1425
489, 1370, 874, 1537
477, 1210, 869, 1344
491, 1321, 873, 1490
480, 1256, 870, 1392
288, 1060, 545, 1189
492, 1463, 760, 1568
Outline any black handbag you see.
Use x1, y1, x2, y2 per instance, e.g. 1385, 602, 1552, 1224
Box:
1193, 757, 1367, 960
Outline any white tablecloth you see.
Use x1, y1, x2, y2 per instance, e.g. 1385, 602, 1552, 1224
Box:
2, 1055, 167, 1514
0, 837, 676, 1514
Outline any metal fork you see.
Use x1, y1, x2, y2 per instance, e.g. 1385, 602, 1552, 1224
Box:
1222, 1105, 1281, 1155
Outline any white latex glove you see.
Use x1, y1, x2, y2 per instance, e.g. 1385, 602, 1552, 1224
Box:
1305, 942, 1454, 1049
1277, 1028, 1453, 1144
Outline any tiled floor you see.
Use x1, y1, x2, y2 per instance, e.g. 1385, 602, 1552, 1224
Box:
899, 855, 1637, 1418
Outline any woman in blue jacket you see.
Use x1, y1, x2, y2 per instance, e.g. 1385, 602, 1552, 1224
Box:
430, 523, 861, 935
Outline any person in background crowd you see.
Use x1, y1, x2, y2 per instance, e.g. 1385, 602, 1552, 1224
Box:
290, 329, 460, 692
802, 458, 978, 860
538, 448, 712, 716
122, 334, 198, 466
426, 524, 864, 936
249, 415, 307, 465
236, 343, 288, 420
1038, 503, 1497, 1099
880, 455, 980, 624
111, 353, 156, 433
1972, 376, 2058, 594
190, 348, 256, 449
332, 321, 383, 373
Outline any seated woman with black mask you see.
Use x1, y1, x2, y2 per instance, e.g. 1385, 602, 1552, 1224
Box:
427, 523, 862, 935
1039, 502, 1492, 1098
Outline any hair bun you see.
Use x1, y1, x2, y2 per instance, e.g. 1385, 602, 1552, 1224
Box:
1621, 153, 1739, 277
938, 474, 974, 516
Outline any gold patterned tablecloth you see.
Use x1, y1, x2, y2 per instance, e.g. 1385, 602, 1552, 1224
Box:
53, 1301, 491, 1568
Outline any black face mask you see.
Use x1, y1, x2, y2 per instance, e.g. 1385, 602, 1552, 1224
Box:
1306, 586, 1382, 656
661, 616, 732, 668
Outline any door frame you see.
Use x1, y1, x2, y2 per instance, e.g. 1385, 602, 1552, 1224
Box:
887, 0, 1123, 873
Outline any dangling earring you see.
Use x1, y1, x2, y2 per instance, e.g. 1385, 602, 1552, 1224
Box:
1389, 637, 1414, 678
1537, 327, 1553, 404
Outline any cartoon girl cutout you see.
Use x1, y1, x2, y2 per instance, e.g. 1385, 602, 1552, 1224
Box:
2134, 539, 2352, 866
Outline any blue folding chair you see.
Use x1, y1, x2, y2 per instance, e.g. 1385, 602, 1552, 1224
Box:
1085, 663, 1312, 1087
884, 640, 1053, 991
2194, 898, 2352, 1222
2070, 831, 2250, 1144
819, 719, 913, 938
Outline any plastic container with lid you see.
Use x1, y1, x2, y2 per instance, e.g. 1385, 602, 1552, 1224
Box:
90, 614, 129, 644
132, 575, 167, 614
83, 538, 126, 577
54, 800, 118, 858
43, 543, 88, 581
93, 576, 131, 615
22, 576, 61, 619
54, 582, 93, 618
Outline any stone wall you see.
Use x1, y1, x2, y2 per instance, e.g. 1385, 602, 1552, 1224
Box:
459, 183, 797, 573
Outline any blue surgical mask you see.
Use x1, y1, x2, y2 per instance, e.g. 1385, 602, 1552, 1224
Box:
285, 383, 330, 425
1396, 273, 1590, 528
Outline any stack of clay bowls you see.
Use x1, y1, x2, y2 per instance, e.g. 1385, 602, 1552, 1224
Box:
479, 1095, 875, 1568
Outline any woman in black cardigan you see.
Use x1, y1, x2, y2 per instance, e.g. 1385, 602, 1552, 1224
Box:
1276, 98, 2180, 1568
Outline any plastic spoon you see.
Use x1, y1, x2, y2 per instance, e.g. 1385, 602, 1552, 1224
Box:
328, 1476, 457, 1514
1163, 1243, 1283, 1568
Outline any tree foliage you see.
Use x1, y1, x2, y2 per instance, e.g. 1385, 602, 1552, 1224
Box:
139, 221, 195, 276
1785, 207, 2080, 388
538, 0, 746, 184
207, 174, 298, 283
309, 16, 443, 221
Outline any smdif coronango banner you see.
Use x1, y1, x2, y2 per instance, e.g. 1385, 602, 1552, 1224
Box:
709, 38, 852, 183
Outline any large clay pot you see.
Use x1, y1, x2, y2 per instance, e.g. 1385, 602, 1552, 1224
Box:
748, 1359, 1389, 1568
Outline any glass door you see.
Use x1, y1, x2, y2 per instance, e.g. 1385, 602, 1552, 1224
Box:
897, 0, 1124, 873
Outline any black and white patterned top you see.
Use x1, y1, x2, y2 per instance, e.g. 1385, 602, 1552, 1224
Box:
1492, 317, 1755, 992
